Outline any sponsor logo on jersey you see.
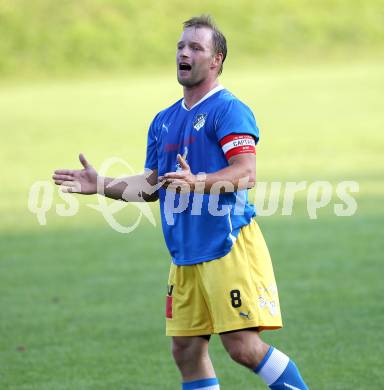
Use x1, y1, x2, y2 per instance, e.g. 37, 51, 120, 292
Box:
162, 123, 169, 133
193, 113, 207, 131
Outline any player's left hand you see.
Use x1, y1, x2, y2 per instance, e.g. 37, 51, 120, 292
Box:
158, 154, 197, 193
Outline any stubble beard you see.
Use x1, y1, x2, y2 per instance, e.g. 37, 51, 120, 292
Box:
177, 72, 204, 88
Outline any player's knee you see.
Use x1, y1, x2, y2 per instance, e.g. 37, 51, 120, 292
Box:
172, 341, 189, 366
172, 338, 202, 367
226, 344, 256, 368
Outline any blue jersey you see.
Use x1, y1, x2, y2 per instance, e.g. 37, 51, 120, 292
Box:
144, 86, 259, 265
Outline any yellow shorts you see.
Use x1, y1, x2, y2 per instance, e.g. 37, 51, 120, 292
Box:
165, 219, 283, 336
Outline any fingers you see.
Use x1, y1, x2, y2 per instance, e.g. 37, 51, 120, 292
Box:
52, 174, 74, 182
166, 179, 185, 188
79, 153, 90, 169
54, 169, 74, 176
57, 180, 82, 193
53, 178, 80, 190
158, 175, 189, 188
162, 179, 191, 193
164, 172, 185, 179
54, 181, 76, 187
59, 186, 76, 193
53, 179, 77, 186
158, 176, 174, 185
177, 154, 190, 170
53, 153, 90, 176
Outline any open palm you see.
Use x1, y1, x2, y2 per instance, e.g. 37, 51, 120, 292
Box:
52, 153, 98, 194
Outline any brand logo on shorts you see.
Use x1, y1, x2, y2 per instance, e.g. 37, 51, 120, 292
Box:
239, 311, 252, 320
258, 296, 277, 317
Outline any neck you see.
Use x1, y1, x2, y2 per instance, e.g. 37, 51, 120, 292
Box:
183, 79, 218, 109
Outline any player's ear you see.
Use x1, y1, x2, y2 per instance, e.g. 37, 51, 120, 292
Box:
211, 52, 223, 70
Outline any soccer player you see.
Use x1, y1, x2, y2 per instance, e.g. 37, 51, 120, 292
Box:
52, 15, 309, 390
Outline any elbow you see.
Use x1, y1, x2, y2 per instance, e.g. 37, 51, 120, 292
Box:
234, 168, 255, 191
229, 156, 256, 190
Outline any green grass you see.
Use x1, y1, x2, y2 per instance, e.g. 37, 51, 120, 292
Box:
0, 60, 383, 389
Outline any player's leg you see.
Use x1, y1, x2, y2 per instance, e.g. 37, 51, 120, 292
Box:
220, 328, 308, 389
220, 328, 269, 368
172, 335, 219, 389
166, 264, 220, 389
198, 219, 308, 388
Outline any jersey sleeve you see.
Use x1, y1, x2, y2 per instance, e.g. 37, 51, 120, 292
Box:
144, 115, 159, 170
215, 99, 259, 145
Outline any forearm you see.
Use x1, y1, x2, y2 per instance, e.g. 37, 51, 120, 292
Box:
160, 154, 256, 195
197, 164, 255, 194
98, 173, 158, 202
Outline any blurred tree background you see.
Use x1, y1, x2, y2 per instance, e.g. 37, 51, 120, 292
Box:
0, 0, 383, 78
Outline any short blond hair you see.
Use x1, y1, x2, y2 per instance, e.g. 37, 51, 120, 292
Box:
183, 15, 227, 75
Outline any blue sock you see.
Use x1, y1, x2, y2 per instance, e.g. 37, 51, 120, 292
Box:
254, 346, 308, 389
182, 377, 220, 389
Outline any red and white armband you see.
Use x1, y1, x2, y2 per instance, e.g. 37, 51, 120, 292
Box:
219, 134, 256, 160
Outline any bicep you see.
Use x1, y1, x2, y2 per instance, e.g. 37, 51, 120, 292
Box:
228, 153, 255, 170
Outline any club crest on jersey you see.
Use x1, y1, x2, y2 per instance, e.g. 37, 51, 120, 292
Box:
193, 113, 207, 131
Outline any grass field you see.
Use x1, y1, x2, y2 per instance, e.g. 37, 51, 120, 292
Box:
0, 60, 383, 389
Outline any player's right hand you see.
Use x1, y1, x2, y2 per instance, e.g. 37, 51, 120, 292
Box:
52, 153, 98, 194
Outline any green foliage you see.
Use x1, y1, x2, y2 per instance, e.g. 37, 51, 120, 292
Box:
0, 0, 384, 77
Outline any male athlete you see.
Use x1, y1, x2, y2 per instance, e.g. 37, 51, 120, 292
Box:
53, 15, 308, 390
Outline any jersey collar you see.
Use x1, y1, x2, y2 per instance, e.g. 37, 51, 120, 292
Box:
181, 85, 224, 111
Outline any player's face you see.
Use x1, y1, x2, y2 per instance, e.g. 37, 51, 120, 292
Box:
176, 27, 217, 88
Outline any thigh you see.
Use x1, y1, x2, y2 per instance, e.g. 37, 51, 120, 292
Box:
198, 219, 283, 334
166, 263, 213, 337
172, 335, 210, 353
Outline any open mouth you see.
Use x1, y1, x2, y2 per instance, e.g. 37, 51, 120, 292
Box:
179, 62, 192, 71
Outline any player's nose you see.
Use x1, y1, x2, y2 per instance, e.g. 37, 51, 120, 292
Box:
178, 46, 190, 59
